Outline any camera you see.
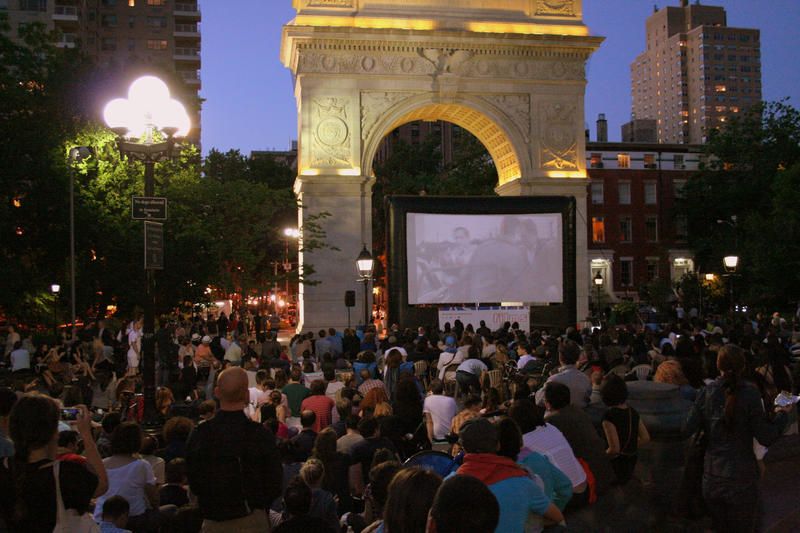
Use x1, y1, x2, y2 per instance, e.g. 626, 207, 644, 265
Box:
60, 408, 80, 421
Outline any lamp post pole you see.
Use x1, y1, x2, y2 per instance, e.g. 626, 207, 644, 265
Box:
356, 245, 374, 330
105, 76, 190, 426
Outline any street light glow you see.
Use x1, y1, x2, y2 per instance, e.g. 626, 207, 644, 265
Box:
723, 255, 739, 271
103, 76, 191, 138
51, 284, 61, 294
283, 228, 300, 238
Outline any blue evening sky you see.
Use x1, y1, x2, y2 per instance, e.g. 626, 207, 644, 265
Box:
200, 1, 800, 155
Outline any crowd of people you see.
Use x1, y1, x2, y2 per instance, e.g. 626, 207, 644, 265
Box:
0, 308, 798, 532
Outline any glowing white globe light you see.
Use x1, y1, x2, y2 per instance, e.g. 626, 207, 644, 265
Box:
128, 75, 170, 105
155, 98, 191, 137
103, 98, 134, 130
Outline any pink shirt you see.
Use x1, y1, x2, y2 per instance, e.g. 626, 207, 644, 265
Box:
301, 394, 335, 432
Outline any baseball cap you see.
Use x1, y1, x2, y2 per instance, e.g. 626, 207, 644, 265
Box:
458, 417, 497, 454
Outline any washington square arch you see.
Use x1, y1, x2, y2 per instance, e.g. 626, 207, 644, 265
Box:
280, 0, 603, 332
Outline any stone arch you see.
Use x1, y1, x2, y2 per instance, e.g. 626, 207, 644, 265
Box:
361, 94, 531, 186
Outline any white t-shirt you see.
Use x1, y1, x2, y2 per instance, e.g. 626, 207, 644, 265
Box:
517, 354, 535, 370
94, 459, 156, 520
522, 424, 586, 488
326, 381, 345, 401
423, 394, 458, 441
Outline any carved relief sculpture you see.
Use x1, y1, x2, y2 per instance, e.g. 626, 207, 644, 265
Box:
360, 91, 417, 141
534, 0, 575, 16
311, 97, 352, 168
481, 94, 531, 137
540, 101, 578, 170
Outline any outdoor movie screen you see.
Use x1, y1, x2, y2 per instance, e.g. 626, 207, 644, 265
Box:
406, 212, 563, 305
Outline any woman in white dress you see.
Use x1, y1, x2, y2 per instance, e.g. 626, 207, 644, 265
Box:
127, 318, 143, 376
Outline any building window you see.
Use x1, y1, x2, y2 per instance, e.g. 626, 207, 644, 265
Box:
644, 153, 656, 169
127, 38, 135, 51
617, 153, 631, 168
147, 0, 166, 4
128, 0, 135, 6
675, 215, 688, 242
128, 16, 135, 28
146, 15, 167, 27
591, 182, 603, 205
592, 217, 605, 243
618, 182, 631, 205
101, 14, 118, 27
590, 153, 603, 168
146, 39, 167, 49
19, 0, 46, 11
620, 217, 632, 242
673, 154, 685, 169
644, 182, 657, 204
646, 259, 659, 281
101, 37, 116, 51
620, 259, 634, 287
645, 216, 658, 242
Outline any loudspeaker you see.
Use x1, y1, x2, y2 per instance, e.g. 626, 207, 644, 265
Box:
345, 290, 356, 307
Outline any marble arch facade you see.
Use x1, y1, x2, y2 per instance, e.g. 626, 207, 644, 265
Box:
281, 0, 602, 331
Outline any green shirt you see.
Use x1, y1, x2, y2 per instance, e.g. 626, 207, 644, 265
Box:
283, 383, 310, 417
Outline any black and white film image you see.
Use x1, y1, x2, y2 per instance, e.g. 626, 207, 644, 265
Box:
406, 213, 563, 305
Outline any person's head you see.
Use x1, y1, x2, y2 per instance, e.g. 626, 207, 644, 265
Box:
335, 398, 351, 421
458, 417, 497, 454
283, 476, 312, 517
359, 368, 372, 383
299, 457, 326, 489
111, 421, 142, 456
290, 367, 302, 383
101, 495, 130, 528
198, 399, 216, 420
384, 466, 443, 533
58, 430, 81, 453
312, 427, 338, 461
426, 475, 500, 533
508, 398, 545, 433
717, 343, 746, 429
516, 341, 530, 355
215, 367, 249, 409
543, 382, 571, 411
496, 417, 524, 460
374, 401, 393, 418
165, 457, 187, 484
300, 409, 316, 430
358, 415, 379, 439
345, 414, 360, 432
101, 411, 122, 435
309, 379, 326, 396
323, 367, 336, 382
163, 416, 193, 444
318, 329, 326, 338
600, 374, 628, 407
156, 387, 174, 413
140, 434, 158, 456
653, 359, 688, 386
9, 395, 59, 461
368, 460, 401, 513
429, 379, 444, 395
256, 369, 269, 386
559, 340, 581, 366
462, 395, 482, 412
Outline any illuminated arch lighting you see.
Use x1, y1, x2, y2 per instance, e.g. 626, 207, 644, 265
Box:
383, 103, 523, 186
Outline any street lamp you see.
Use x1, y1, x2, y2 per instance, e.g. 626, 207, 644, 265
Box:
283, 227, 300, 301
593, 271, 603, 318
51, 284, 61, 338
356, 245, 374, 328
67, 146, 93, 340
104, 75, 190, 425
723, 255, 739, 272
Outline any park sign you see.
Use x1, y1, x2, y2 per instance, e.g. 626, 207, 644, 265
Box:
132, 196, 168, 220
144, 221, 164, 270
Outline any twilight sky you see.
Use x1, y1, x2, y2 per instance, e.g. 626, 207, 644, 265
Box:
200, 0, 800, 155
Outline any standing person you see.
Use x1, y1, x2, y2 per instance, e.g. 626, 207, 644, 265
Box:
0, 398, 108, 531
455, 346, 487, 397
599, 375, 650, 485
283, 368, 311, 429
127, 318, 143, 376
684, 344, 790, 533
155, 320, 176, 387
186, 367, 283, 532
534, 340, 591, 408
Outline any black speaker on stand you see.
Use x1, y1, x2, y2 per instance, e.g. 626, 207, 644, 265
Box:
345, 290, 356, 329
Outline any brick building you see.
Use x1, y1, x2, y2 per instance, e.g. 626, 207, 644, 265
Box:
586, 141, 703, 303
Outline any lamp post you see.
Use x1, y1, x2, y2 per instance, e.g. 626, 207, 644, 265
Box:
356, 245, 374, 329
104, 76, 190, 425
51, 284, 61, 338
723, 255, 739, 313
593, 271, 604, 319
67, 146, 93, 340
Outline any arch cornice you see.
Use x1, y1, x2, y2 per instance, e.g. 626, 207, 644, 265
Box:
360, 92, 532, 186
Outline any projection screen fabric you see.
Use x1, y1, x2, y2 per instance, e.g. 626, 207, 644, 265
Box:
406, 212, 563, 305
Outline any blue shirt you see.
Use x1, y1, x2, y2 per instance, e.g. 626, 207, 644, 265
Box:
518, 450, 573, 510
488, 476, 551, 533
99, 521, 132, 533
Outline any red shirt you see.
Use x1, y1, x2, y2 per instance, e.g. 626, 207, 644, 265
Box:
300, 394, 335, 432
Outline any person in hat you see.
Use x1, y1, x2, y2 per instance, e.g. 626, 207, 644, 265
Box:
454, 417, 564, 533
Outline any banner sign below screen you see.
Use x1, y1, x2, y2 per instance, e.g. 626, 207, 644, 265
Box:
438, 307, 530, 332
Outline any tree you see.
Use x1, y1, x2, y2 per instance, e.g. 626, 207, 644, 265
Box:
675, 101, 800, 309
